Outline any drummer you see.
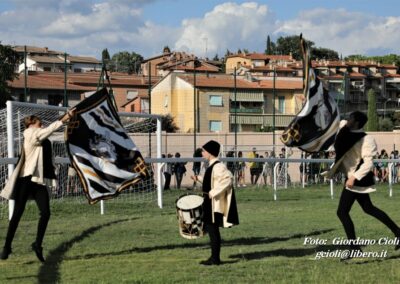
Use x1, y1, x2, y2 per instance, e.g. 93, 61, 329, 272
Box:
191, 140, 239, 265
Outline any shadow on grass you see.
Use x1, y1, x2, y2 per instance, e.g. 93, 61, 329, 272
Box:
37, 218, 133, 284
229, 244, 345, 260
67, 228, 335, 261
352, 253, 400, 265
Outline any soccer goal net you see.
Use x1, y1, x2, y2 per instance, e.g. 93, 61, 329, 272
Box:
0, 100, 162, 220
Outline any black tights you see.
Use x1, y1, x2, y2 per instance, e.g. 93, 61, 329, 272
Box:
337, 188, 400, 247
205, 212, 223, 262
4, 176, 51, 249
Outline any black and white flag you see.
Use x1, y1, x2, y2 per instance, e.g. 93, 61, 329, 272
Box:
281, 35, 340, 153
66, 88, 149, 204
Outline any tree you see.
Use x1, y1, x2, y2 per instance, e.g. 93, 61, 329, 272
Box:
102, 48, 110, 61
345, 54, 400, 69
161, 114, 179, 132
111, 51, 143, 74
378, 117, 393, 131
393, 111, 400, 128
311, 47, 339, 60
265, 35, 275, 55
272, 35, 338, 60
275, 35, 314, 60
101, 48, 112, 71
366, 89, 378, 131
212, 54, 219, 61
0, 43, 21, 108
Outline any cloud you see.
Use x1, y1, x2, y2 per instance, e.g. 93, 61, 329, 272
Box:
41, 2, 143, 37
174, 2, 277, 57
1, 2, 399, 59
277, 8, 400, 56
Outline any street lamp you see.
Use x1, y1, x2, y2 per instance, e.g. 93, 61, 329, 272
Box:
384, 98, 391, 119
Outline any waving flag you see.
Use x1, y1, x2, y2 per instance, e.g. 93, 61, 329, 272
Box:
281, 35, 340, 153
66, 88, 149, 204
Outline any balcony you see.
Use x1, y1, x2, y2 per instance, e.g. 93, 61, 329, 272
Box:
230, 107, 263, 114
230, 114, 295, 128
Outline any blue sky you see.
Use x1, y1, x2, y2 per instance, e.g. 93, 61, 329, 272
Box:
0, 0, 399, 59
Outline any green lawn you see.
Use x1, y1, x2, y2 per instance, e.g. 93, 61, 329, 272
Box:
1, 184, 400, 283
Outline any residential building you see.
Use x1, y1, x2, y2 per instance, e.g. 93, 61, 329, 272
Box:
151, 72, 303, 133
13, 45, 102, 74
141, 48, 219, 77
225, 53, 294, 74
8, 71, 160, 112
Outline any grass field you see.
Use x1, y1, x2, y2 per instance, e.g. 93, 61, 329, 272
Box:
1, 183, 400, 283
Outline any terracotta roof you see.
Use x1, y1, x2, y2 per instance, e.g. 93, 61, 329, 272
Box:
385, 74, 400, 78
68, 56, 101, 64
178, 74, 256, 89
8, 73, 93, 91
245, 53, 270, 60
29, 55, 66, 64
142, 52, 173, 63
258, 80, 303, 90
265, 55, 293, 61
8, 72, 160, 91
380, 64, 397, 69
13, 45, 63, 55
67, 73, 160, 86
156, 57, 220, 73
348, 72, 366, 78
177, 74, 303, 90
251, 66, 297, 72
323, 74, 344, 80
227, 53, 293, 61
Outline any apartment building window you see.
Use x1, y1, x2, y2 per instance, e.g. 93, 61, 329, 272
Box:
278, 96, 285, 113
209, 120, 222, 132
209, 95, 223, 106
127, 90, 138, 100
48, 94, 63, 106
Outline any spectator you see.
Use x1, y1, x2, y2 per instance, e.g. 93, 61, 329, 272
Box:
373, 153, 381, 182
248, 147, 257, 185
163, 154, 173, 190
226, 149, 235, 175
390, 150, 399, 184
262, 151, 272, 186
173, 152, 186, 189
380, 149, 389, 182
237, 151, 246, 187
255, 154, 263, 185
192, 148, 202, 189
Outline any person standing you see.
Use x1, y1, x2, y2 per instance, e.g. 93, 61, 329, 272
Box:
248, 147, 257, 185
192, 148, 202, 189
173, 152, 186, 189
191, 140, 239, 265
324, 111, 400, 260
163, 154, 173, 190
237, 151, 246, 187
1, 110, 75, 262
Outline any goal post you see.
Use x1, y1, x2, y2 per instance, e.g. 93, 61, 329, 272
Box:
0, 100, 163, 220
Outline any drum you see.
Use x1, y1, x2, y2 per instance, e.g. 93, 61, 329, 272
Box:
176, 194, 205, 239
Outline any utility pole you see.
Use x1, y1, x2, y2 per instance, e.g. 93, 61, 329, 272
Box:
272, 67, 276, 154
24, 45, 27, 102
64, 52, 68, 107
194, 64, 197, 152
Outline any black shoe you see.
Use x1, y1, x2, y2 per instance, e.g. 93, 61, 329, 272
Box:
0, 247, 12, 260
31, 242, 45, 262
200, 257, 220, 266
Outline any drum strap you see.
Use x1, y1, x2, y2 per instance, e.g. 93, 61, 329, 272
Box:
203, 161, 220, 193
